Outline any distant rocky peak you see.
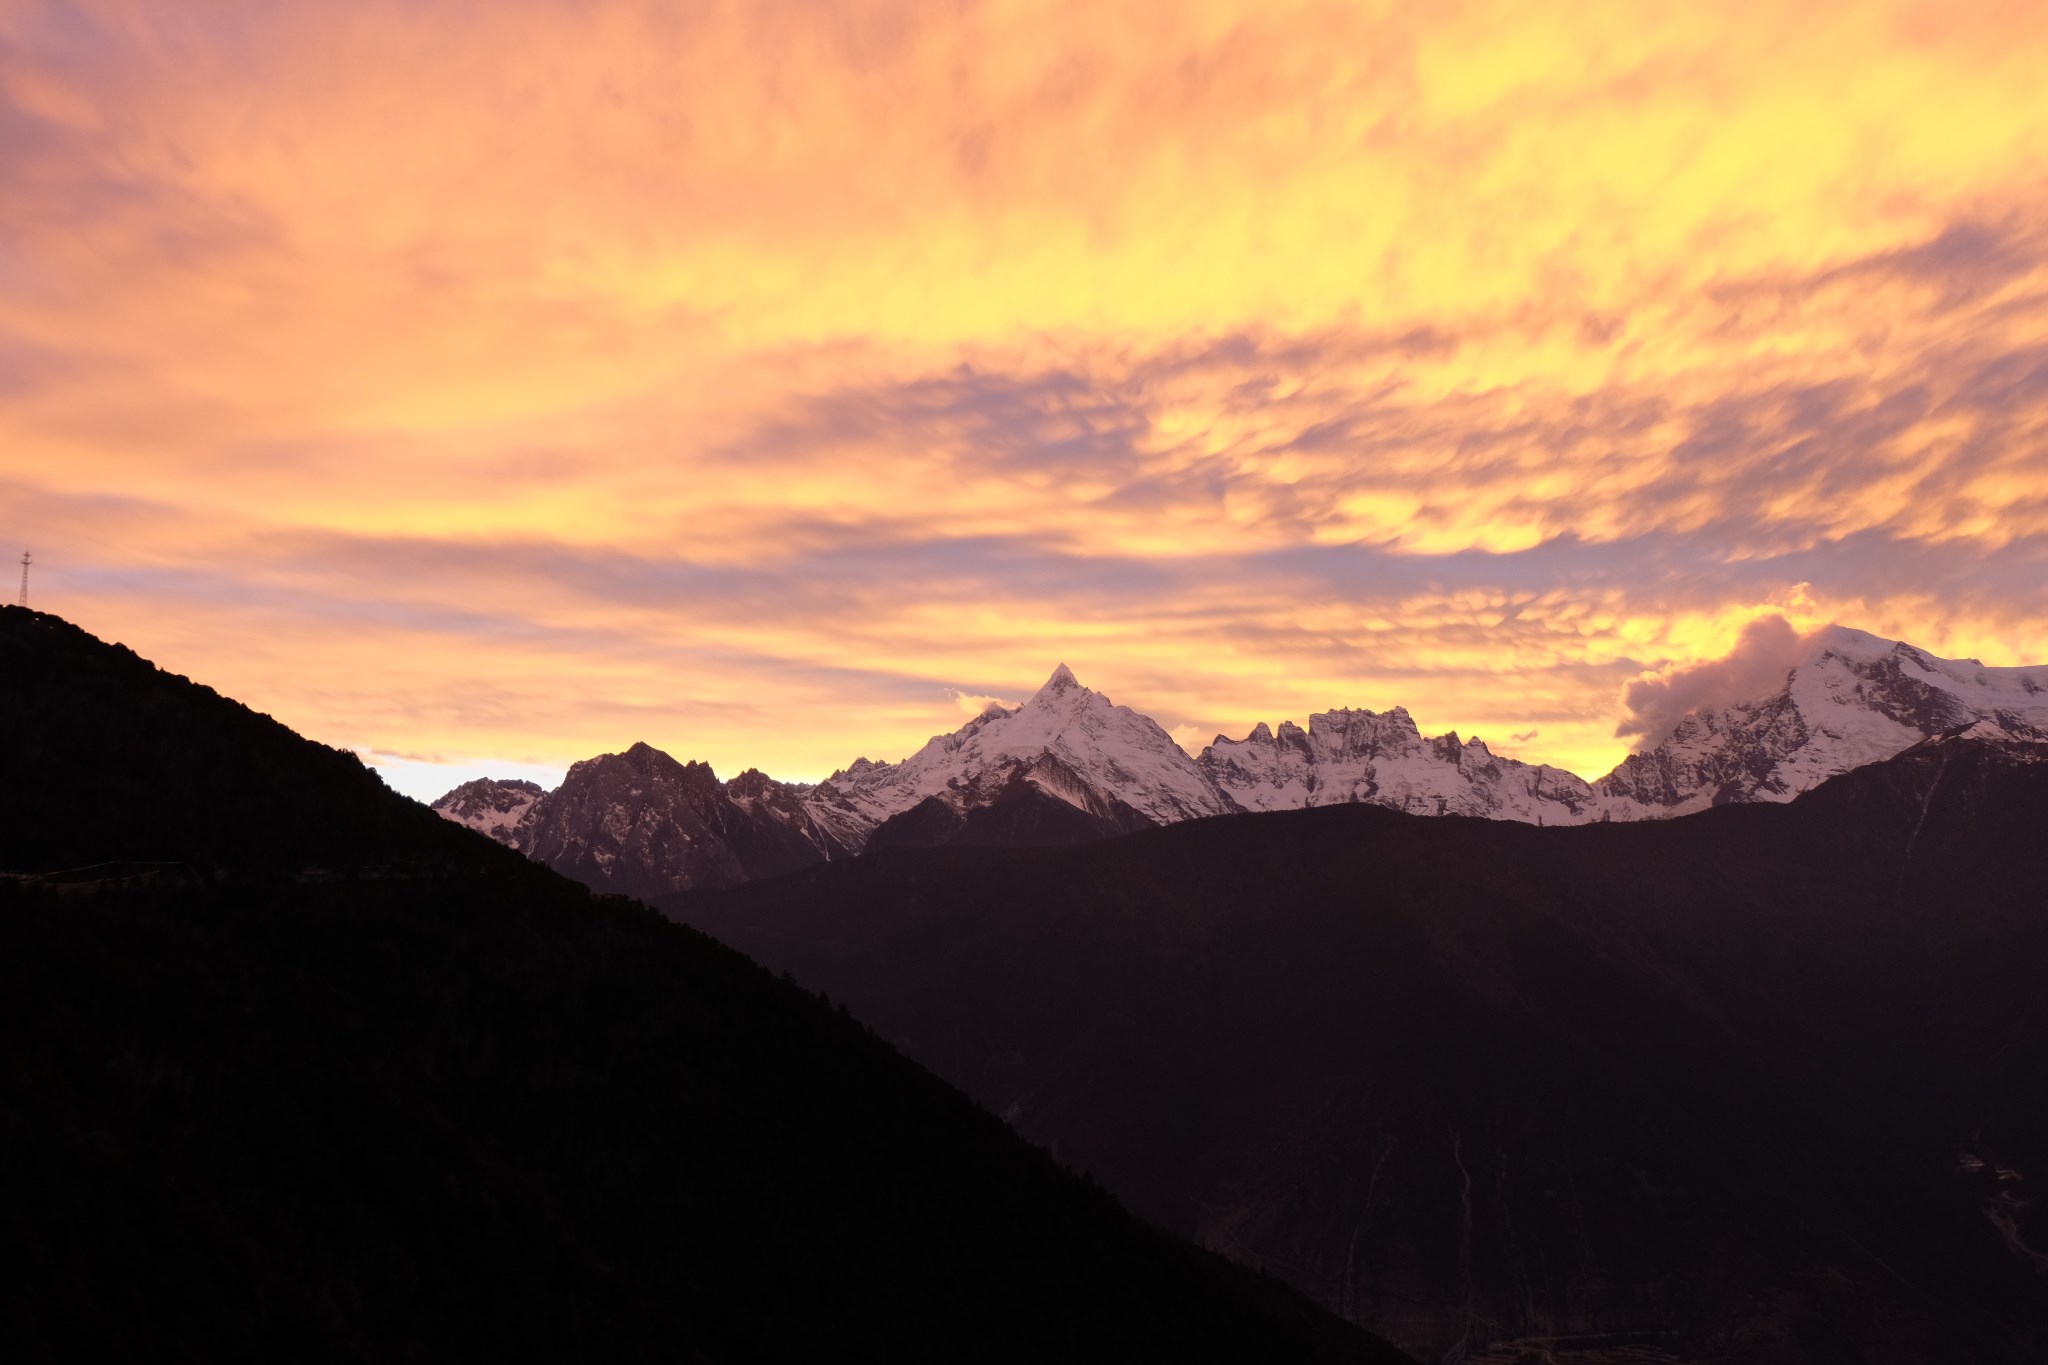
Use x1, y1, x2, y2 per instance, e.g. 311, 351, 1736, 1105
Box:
560, 743, 726, 803
1595, 627, 2048, 817
1011, 666, 1102, 722
1210, 707, 1427, 755
432, 776, 544, 809
724, 767, 788, 801
1040, 662, 1083, 695
1199, 700, 1593, 823
796, 659, 1239, 851
429, 775, 548, 847
620, 739, 680, 767
1288, 706, 1428, 761
725, 768, 820, 818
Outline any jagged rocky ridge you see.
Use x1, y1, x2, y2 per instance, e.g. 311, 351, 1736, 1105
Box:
431, 776, 545, 842
513, 743, 850, 900
1199, 708, 1603, 823
438, 630, 2048, 895
1200, 626, 2048, 822
447, 665, 1240, 894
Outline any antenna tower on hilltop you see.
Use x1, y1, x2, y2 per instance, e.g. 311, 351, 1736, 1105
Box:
17, 549, 29, 608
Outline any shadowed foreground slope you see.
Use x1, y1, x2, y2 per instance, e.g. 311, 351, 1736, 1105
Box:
0, 608, 514, 876
0, 607, 1402, 1365
676, 736, 2048, 1363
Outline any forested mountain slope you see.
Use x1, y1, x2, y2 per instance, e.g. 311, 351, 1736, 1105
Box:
0, 607, 1400, 1365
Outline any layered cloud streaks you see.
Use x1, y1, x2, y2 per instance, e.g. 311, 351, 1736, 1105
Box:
3, 0, 2046, 793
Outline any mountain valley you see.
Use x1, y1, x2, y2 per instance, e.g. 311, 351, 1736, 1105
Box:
13, 603, 2048, 1363
676, 730, 2048, 1361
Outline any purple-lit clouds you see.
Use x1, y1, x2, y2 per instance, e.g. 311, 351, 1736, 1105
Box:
3, 1, 2047, 791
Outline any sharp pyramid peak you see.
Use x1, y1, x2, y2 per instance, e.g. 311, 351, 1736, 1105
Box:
1039, 662, 1085, 695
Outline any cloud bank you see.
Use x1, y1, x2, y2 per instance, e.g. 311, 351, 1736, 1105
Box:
1616, 615, 1820, 745
3, 0, 2047, 791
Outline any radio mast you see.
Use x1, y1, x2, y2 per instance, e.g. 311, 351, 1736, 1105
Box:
16, 549, 28, 607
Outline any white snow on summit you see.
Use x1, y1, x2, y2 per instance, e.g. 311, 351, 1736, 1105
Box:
1595, 625, 2048, 816
1200, 626, 2048, 826
802, 663, 1239, 851
434, 626, 2048, 886
1200, 708, 1601, 825
431, 776, 545, 845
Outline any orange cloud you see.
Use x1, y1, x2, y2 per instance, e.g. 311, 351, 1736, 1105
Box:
3, 0, 2047, 795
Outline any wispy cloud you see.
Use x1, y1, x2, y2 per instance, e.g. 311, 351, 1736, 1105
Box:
1615, 614, 1818, 744
3, 0, 2047, 785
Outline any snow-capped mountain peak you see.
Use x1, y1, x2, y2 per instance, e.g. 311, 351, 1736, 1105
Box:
434, 633, 2048, 897
1596, 628, 2048, 815
1199, 705, 1600, 823
801, 665, 1238, 851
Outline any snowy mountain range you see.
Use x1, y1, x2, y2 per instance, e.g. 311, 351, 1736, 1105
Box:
1595, 626, 2048, 813
435, 627, 2048, 895
809, 663, 1238, 851
1199, 707, 1604, 824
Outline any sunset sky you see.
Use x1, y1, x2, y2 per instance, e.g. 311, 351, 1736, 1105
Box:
6, 0, 2048, 799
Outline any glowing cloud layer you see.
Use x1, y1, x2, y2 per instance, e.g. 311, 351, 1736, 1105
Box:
4, 0, 2047, 796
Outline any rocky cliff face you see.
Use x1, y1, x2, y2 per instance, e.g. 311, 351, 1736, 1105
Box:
511, 743, 832, 899
430, 777, 545, 843
726, 767, 856, 861
1199, 707, 1601, 825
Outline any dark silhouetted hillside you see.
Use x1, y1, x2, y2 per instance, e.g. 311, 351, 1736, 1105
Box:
0, 607, 515, 875
0, 607, 1405, 1365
